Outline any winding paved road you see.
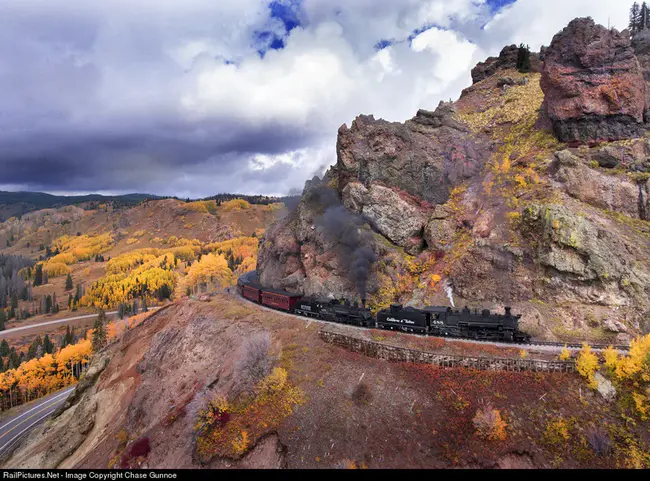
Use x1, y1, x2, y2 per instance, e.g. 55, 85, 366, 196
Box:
0, 307, 161, 339
0, 386, 75, 462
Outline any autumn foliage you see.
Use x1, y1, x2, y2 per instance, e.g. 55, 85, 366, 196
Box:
194, 366, 305, 462
0, 339, 92, 410
473, 404, 507, 441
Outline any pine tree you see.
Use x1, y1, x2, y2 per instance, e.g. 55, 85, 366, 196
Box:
43, 334, 54, 354
92, 310, 107, 352
0, 339, 9, 357
27, 336, 43, 360
65, 273, 73, 290
516, 43, 531, 73
46, 295, 52, 314
0, 309, 5, 331
631, 2, 642, 32
62, 325, 73, 348
8, 347, 19, 369
52, 292, 58, 313
637, 2, 648, 32
68, 293, 73, 309
10, 293, 18, 310
33, 264, 43, 287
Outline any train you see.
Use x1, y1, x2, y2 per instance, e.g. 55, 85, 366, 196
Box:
236, 271, 531, 344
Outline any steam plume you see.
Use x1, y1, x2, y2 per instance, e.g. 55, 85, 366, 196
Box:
307, 180, 376, 299
444, 278, 455, 308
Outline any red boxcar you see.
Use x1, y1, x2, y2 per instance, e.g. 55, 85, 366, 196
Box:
260, 289, 301, 312
242, 284, 262, 303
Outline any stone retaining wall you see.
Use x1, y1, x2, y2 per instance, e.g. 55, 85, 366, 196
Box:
319, 330, 576, 373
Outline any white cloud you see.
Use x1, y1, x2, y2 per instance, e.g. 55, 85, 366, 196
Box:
0, 0, 633, 197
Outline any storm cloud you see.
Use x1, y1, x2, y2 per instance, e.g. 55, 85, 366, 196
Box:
0, 0, 627, 198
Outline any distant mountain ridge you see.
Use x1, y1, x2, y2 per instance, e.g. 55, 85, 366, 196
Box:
0, 190, 301, 221
0, 191, 163, 221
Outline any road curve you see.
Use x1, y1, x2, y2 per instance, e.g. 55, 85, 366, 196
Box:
0, 386, 75, 464
0, 307, 162, 338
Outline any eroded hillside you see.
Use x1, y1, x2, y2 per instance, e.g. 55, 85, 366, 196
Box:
3, 294, 648, 469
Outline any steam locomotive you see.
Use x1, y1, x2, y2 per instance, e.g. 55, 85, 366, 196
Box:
237, 272, 530, 343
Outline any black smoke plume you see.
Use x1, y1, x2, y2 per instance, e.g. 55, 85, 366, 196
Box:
307, 179, 376, 299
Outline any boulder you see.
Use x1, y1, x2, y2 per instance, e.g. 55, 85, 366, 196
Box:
423, 216, 456, 252
549, 150, 641, 219
541, 18, 646, 143
362, 184, 427, 247
601, 318, 627, 333
594, 371, 616, 402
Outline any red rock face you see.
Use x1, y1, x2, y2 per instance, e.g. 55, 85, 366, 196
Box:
541, 17, 646, 143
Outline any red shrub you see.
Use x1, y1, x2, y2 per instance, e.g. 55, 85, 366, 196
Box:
120, 437, 151, 468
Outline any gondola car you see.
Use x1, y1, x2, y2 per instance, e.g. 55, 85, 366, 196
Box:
376, 304, 429, 334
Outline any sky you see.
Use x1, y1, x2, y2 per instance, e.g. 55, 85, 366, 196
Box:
0, 0, 629, 199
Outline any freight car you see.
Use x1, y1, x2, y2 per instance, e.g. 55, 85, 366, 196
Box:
236, 272, 530, 344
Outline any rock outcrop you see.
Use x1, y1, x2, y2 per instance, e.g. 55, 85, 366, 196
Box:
471, 45, 542, 84
336, 102, 491, 207
632, 28, 650, 122
549, 150, 641, 219
541, 18, 646, 143
258, 16, 650, 339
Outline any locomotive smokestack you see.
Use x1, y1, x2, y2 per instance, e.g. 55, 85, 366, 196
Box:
505, 306, 511, 316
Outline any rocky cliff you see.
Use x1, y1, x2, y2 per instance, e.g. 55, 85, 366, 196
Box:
258, 17, 650, 342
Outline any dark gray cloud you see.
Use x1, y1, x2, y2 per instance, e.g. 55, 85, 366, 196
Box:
0, 1, 628, 198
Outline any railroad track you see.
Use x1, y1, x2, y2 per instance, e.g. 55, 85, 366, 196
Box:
231, 291, 631, 353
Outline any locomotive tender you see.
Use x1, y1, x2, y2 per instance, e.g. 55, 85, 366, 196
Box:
237, 272, 530, 343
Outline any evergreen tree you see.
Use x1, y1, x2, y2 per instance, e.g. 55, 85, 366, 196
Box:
43, 334, 54, 354
0, 309, 5, 331
0, 356, 4, 373
42, 269, 48, 285
74, 284, 81, 304
8, 347, 19, 370
33, 264, 43, 287
0, 339, 9, 357
10, 293, 18, 310
62, 325, 73, 348
631, 2, 642, 32
45, 295, 52, 314
27, 336, 43, 360
68, 293, 73, 309
516, 43, 531, 72
65, 273, 73, 290
92, 310, 107, 352
52, 292, 58, 313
